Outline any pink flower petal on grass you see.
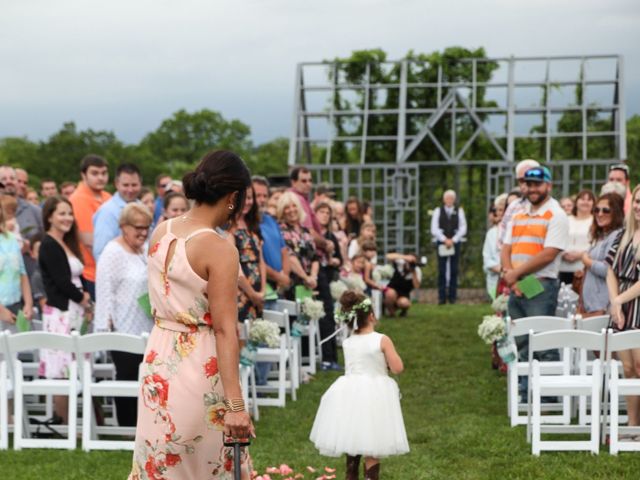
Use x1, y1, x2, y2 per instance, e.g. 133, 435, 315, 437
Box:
295, 475, 305, 479
279, 464, 294, 475
324, 467, 336, 473
306, 466, 317, 473
266, 466, 279, 474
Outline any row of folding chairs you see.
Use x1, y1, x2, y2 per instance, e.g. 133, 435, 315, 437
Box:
506, 314, 640, 454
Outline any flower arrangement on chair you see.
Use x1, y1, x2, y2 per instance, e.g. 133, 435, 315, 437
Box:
240, 319, 281, 366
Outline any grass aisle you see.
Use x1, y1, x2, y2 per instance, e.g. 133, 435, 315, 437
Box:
2, 304, 640, 479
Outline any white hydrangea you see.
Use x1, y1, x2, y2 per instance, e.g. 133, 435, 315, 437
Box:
341, 273, 366, 292
372, 264, 395, 283
491, 294, 509, 313
301, 297, 326, 322
248, 319, 280, 348
330, 280, 348, 301
477, 315, 507, 345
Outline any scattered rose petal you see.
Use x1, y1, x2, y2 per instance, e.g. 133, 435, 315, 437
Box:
325, 467, 336, 473
295, 474, 305, 479
306, 466, 317, 473
279, 464, 294, 475
325, 476, 336, 479
266, 466, 279, 474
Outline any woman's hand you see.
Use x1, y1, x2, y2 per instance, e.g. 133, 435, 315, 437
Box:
249, 289, 265, 310
304, 275, 317, 290
610, 296, 625, 329
80, 291, 91, 308
582, 252, 592, 268
0, 304, 16, 323
23, 303, 34, 321
224, 410, 255, 440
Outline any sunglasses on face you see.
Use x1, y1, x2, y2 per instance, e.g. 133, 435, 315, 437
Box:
594, 207, 611, 215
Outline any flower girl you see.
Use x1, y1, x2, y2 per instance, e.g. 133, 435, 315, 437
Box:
309, 290, 409, 480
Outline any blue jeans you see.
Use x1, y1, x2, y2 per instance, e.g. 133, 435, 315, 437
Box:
508, 279, 560, 399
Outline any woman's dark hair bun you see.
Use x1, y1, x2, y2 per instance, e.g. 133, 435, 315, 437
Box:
182, 150, 251, 212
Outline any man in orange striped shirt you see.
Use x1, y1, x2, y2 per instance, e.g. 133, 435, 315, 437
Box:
500, 166, 568, 401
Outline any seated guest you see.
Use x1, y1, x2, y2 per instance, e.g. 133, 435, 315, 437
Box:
94, 203, 154, 426
384, 253, 422, 317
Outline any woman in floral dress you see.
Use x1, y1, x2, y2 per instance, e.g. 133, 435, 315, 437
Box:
129, 151, 254, 480
276, 191, 319, 301
228, 186, 266, 323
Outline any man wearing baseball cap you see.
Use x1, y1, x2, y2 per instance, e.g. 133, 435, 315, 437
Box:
500, 165, 569, 401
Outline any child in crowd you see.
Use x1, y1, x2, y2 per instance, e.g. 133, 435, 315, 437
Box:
24, 233, 46, 314
348, 221, 377, 261
0, 194, 23, 249
162, 191, 189, 220
361, 239, 383, 293
310, 290, 409, 480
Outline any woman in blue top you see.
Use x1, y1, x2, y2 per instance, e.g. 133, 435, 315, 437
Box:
0, 197, 33, 329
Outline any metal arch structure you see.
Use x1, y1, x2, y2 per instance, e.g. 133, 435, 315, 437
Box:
288, 54, 626, 256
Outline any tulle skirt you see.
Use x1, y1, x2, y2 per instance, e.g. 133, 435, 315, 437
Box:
309, 374, 409, 458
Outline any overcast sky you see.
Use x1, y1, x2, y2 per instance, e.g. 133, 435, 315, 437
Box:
0, 0, 638, 146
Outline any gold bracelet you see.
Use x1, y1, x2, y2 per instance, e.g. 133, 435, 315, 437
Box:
223, 398, 246, 413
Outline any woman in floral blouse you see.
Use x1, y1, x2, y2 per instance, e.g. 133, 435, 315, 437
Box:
277, 191, 319, 301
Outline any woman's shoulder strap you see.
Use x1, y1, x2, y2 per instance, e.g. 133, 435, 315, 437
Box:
185, 228, 222, 243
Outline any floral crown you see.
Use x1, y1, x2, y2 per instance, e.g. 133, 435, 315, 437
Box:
335, 297, 373, 330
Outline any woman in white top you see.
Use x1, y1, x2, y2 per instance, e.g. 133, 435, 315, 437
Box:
95, 203, 154, 426
482, 194, 506, 299
559, 189, 595, 286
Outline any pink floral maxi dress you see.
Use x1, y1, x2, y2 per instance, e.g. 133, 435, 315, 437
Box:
129, 220, 251, 480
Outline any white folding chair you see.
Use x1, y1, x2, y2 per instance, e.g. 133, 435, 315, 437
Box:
5, 330, 80, 450
528, 329, 605, 455
0, 341, 11, 450
574, 315, 610, 425
371, 289, 383, 320
507, 316, 573, 426
253, 310, 296, 407
239, 364, 259, 421
76, 332, 148, 451
603, 329, 640, 454
274, 300, 302, 385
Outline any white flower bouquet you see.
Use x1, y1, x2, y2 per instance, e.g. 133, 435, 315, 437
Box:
477, 315, 507, 345
340, 273, 366, 292
248, 319, 280, 348
330, 280, 348, 301
491, 294, 509, 314
301, 297, 325, 323
372, 264, 394, 283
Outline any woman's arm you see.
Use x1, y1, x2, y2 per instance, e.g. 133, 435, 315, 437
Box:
207, 239, 254, 438
381, 335, 404, 374
259, 239, 267, 294
606, 266, 623, 328
20, 274, 33, 320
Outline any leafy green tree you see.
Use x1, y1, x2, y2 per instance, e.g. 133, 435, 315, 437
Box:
140, 109, 253, 178
250, 137, 289, 175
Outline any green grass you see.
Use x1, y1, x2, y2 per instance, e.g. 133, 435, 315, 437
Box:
2, 304, 640, 479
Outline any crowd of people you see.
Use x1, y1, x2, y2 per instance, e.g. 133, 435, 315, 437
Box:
0, 157, 423, 423
482, 159, 640, 427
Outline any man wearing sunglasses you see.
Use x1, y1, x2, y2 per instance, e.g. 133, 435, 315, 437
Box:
500, 166, 569, 400
608, 163, 631, 214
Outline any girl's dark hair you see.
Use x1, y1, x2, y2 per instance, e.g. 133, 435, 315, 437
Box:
345, 197, 363, 234
339, 290, 373, 331
571, 189, 596, 217
163, 191, 188, 210
138, 187, 153, 200
591, 192, 624, 242
42, 196, 84, 263
183, 150, 251, 219
242, 186, 262, 238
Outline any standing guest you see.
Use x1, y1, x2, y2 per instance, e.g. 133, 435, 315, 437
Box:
39, 196, 91, 424
162, 191, 189, 220
23, 232, 46, 314
26, 188, 39, 206
362, 200, 373, 223
0, 165, 44, 240
384, 253, 422, 317
129, 150, 254, 478
330, 200, 350, 268
0, 201, 33, 330
501, 167, 568, 402
227, 186, 266, 322
40, 178, 58, 201
289, 167, 332, 256
345, 197, 364, 238
69, 154, 111, 300
153, 174, 172, 224
559, 190, 595, 285
138, 187, 155, 216
15, 168, 29, 198
430, 190, 467, 305
315, 202, 343, 371
252, 176, 290, 310
95, 203, 154, 427
606, 185, 640, 430
277, 191, 319, 300
559, 197, 575, 216
92, 163, 142, 261
497, 159, 540, 250
347, 221, 377, 262
483, 194, 507, 300
608, 163, 632, 213
59, 181, 77, 198
267, 187, 285, 218
580, 193, 624, 316
1, 194, 23, 248
312, 182, 335, 210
